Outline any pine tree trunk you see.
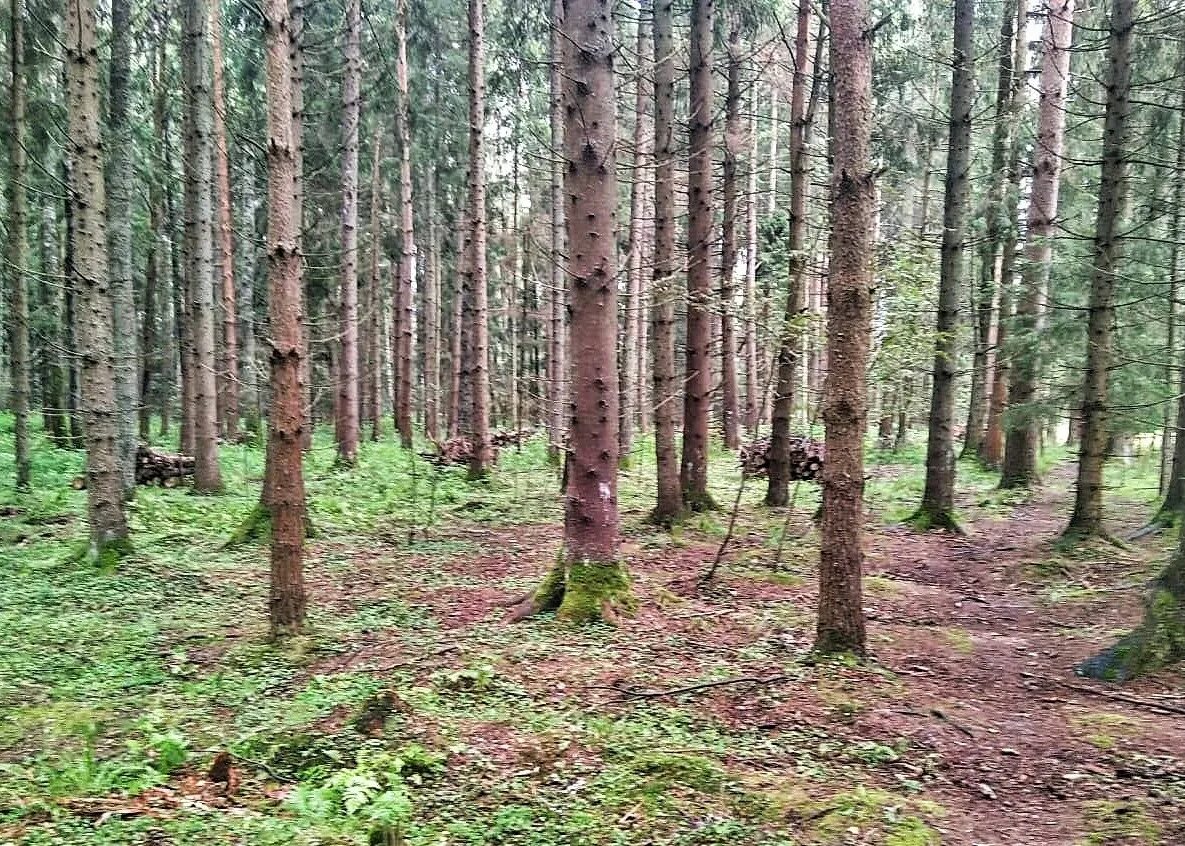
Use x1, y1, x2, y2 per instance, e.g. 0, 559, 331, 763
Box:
239, 156, 261, 433
8, 0, 30, 489
816, 0, 874, 656
620, 0, 651, 466
914, 0, 974, 531
107, 0, 138, 496
650, 0, 682, 523
395, 0, 416, 450
718, 23, 741, 452
67, 0, 130, 560
1001, 0, 1074, 488
546, 0, 567, 463
680, 0, 715, 512
1066, 0, 1134, 540
141, 197, 160, 442
289, 0, 311, 451
424, 170, 441, 442
211, 0, 239, 440
183, 0, 224, 492
465, 0, 493, 478
263, 0, 307, 635
744, 106, 760, 436
367, 133, 384, 441
40, 202, 69, 448
336, 0, 362, 464
765, 0, 813, 507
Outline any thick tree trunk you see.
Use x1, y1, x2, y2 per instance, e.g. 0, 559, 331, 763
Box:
262, 0, 307, 634
211, 0, 238, 439
816, 0, 874, 656
336, 0, 362, 464
1066, 0, 1133, 540
394, 0, 415, 449
511, 0, 631, 625
620, 0, 651, 466
1001, 0, 1074, 488
8, 0, 30, 488
183, 0, 224, 493
107, 0, 138, 497
67, 0, 131, 560
766, 0, 812, 507
650, 0, 682, 523
718, 23, 741, 452
546, 0, 567, 463
912, 0, 973, 532
680, 0, 716, 511
465, 0, 493, 478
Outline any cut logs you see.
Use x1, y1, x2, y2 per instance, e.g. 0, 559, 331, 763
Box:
419, 429, 535, 469
72, 446, 197, 489
739, 436, 825, 482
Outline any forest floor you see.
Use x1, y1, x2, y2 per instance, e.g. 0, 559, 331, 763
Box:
1, 423, 1183, 846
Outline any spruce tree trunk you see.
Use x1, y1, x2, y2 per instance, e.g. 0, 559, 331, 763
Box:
289, 0, 311, 451
183, 0, 224, 492
263, 0, 307, 635
1001, 0, 1074, 488
63, 158, 85, 450
336, 0, 362, 464
141, 197, 160, 442
144, 22, 169, 440
914, 0, 974, 531
67, 0, 130, 560
765, 0, 812, 507
650, 0, 683, 524
743, 107, 760, 436
40, 203, 69, 448
620, 0, 651, 466
395, 0, 415, 450
680, 0, 716, 511
718, 23, 741, 452
8, 0, 30, 489
107, 0, 138, 496
816, 0, 874, 656
424, 170, 441, 442
546, 0, 567, 463
211, 0, 239, 440
367, 133, 384, 441
1066, 0, 1134, 540
239, 157, 261, 433
1156, 73, 1185, 519
465, 0, 493, 477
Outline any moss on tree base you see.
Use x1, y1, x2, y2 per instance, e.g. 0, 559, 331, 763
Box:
904, 508, 963, 534
73, 535, 134, 569
509, 559, 635, 625
1078, 584, 1185, 681
225, 503, 316, 549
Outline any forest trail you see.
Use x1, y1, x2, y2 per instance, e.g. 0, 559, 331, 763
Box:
226, 457, 1185, 845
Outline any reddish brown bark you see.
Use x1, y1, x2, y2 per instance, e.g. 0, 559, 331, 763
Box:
394, 0, 415, 450
816, 0, 874, 656
719, 22, 741, 452
211, 0, 238, 439
263, 0, 307, 634
336, 0, 361, 464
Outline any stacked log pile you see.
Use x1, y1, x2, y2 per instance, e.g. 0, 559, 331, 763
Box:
419, 430, 537, 468
739, 436, 825, 482
73, 446, 196, 489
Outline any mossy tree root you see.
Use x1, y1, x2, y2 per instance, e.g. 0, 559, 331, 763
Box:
225, 503, 316, 549
904, 508, 964, 535
1078, 581, 1185, 681
508, 559, 636, 625
74, 535, 134, 568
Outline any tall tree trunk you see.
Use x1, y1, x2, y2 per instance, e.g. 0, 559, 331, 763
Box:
816, 0, 873, 656
67, 0, 130, 559
107, 0, 138, 496
263, 0, 307, 635
183, 0, 224, 492
395, 0, 415, 449
448, 268, 464, 439
546, 0, 567, 463
650, 0, 682, 523
718, 22, 741, 452
963, 0, 1018, 459
766, 90, 779, 215
367, 132, 384, 441
423, 170, 441, 441
1001, 0, 1074, 488
62, 153, 85, 449
40, 202, 69, 448
211, 0, 239, 440
680, 0, 715, 511
765, 0, 813, 507
141, 201, 160, 442
336, 0, 361, 464
465, 0, 493, 478
510, 0, 631, 625
289, 0, 311, 450
1065, 0, 1134, 540
913, 0, 974, 531
144, 18, 170, 441
8, 0, 30, 488
621, 0, 651, 466
744, 106, 760, 436
239, 157, 261, 433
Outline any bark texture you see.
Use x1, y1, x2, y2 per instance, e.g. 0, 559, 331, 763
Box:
336, 0, 362, 464
211, 0, 238, 439
913, 0, 974, 532
1065, 0, 1133, 540
718, 22, 742, 452
816, 0, 874, 656
8, 0, 30, 488
395, 0, 416, 449
1001, 0, 1074, 488
263, 0, 307, 634
547, 0, 567, 463
650, 0, 682, 524
67, 0, 131, 560
679, 0, 715, 511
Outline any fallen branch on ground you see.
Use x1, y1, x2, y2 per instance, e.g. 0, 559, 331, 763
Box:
601, 674, 791, 700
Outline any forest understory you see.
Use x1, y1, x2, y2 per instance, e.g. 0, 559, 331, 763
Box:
2, 424, 1182, 846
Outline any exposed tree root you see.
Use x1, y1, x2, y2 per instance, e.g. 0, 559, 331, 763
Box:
508, 559, 635, 625
1077, 562, 1185, 681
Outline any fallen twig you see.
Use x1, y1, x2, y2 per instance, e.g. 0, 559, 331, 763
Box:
605, 674, 791, 700
1052, 678, 1185, 717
